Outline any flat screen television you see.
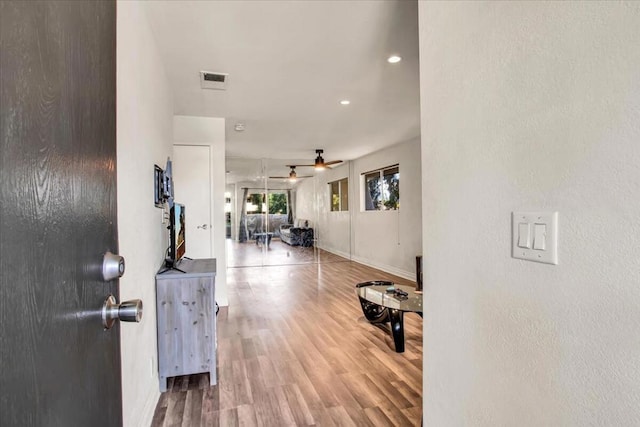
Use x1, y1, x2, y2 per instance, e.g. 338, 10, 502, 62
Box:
165, 203, 186, 269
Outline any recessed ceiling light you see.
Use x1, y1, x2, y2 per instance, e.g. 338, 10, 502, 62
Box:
340, 100, 350, 105
387, 55, 402, 64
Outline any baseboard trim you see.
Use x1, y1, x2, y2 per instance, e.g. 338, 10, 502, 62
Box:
317, 247, 415, 282
131, 386, 160, 427
316, 245, 351, 260
349, 255, 415, 282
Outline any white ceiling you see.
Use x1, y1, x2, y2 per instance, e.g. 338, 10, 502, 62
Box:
144, 0, 420, 178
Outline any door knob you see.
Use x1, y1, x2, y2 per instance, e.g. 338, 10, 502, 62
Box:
102, 252, 125, 281
102, 295, 143, 329
197, 224, 209, 230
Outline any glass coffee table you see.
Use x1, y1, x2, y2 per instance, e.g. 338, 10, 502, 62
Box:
356, 281, 423, 353
254, 232, 273, 248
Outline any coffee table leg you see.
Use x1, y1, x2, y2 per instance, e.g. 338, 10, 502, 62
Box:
388, 309, 405, 353
358, 297, 389, 323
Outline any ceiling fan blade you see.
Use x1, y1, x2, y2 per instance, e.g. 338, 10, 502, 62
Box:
324, 160, 343, 166
286, 152, 343, 169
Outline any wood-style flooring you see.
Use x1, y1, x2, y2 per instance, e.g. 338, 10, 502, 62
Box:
226, 238, 348, 268
151, 254, 423, 426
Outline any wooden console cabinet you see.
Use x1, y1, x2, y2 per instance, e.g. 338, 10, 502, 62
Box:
155, 258, 216, 392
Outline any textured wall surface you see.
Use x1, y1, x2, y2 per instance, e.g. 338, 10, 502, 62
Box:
419, 2, 640, 425
117, 2, 174, 425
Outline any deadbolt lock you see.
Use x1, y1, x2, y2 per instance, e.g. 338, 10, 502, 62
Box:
102, 252, 125, 281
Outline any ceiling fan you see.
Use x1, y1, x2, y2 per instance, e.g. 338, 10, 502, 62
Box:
294, 149, 343, 170
268, 166, 312, 182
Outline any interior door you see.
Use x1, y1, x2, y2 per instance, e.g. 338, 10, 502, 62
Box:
173, 144, 213, 259
0, 2, 123, 425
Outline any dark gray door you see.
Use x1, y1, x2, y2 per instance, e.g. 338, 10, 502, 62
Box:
0, 1, 122, 426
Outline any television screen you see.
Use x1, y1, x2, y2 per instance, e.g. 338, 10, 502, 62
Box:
169, 203, 186, 265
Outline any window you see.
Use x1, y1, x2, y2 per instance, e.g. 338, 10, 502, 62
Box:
224, 192, 232, 213
245, 193, 263, 214
330, 178, 349, 211
363, 165, 399, 210
246, 192, 288, 214
268, 192, 288, 214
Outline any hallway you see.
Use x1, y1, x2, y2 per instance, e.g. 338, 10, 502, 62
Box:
151, 259, 423, 426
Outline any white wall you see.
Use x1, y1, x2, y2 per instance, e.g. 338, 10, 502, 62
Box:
297, 138, 422, 278
295, 176, 320, 227
117, 2, 173, 426
419, 2, 640, 426
351, 138, 422, 278
173, 115, 228, 306
315, 163, 352, 258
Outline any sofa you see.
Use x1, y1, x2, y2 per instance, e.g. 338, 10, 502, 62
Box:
279, 219, 314, 247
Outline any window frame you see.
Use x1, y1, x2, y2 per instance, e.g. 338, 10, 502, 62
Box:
329, 177, 349, 212
361, 164, 400, 211
245, 191, 289, 215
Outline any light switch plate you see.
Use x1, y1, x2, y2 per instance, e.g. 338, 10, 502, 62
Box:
512, 211, 558, 265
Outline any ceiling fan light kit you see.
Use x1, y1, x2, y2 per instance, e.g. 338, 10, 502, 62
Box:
314, 149, 326, 170
310, 149, 342, 170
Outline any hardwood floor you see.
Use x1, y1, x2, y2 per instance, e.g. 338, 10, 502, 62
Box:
226, 238, 349, 267
151, 255, 423, 426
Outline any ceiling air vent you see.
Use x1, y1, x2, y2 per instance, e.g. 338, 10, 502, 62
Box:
200, 71, 228, 90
